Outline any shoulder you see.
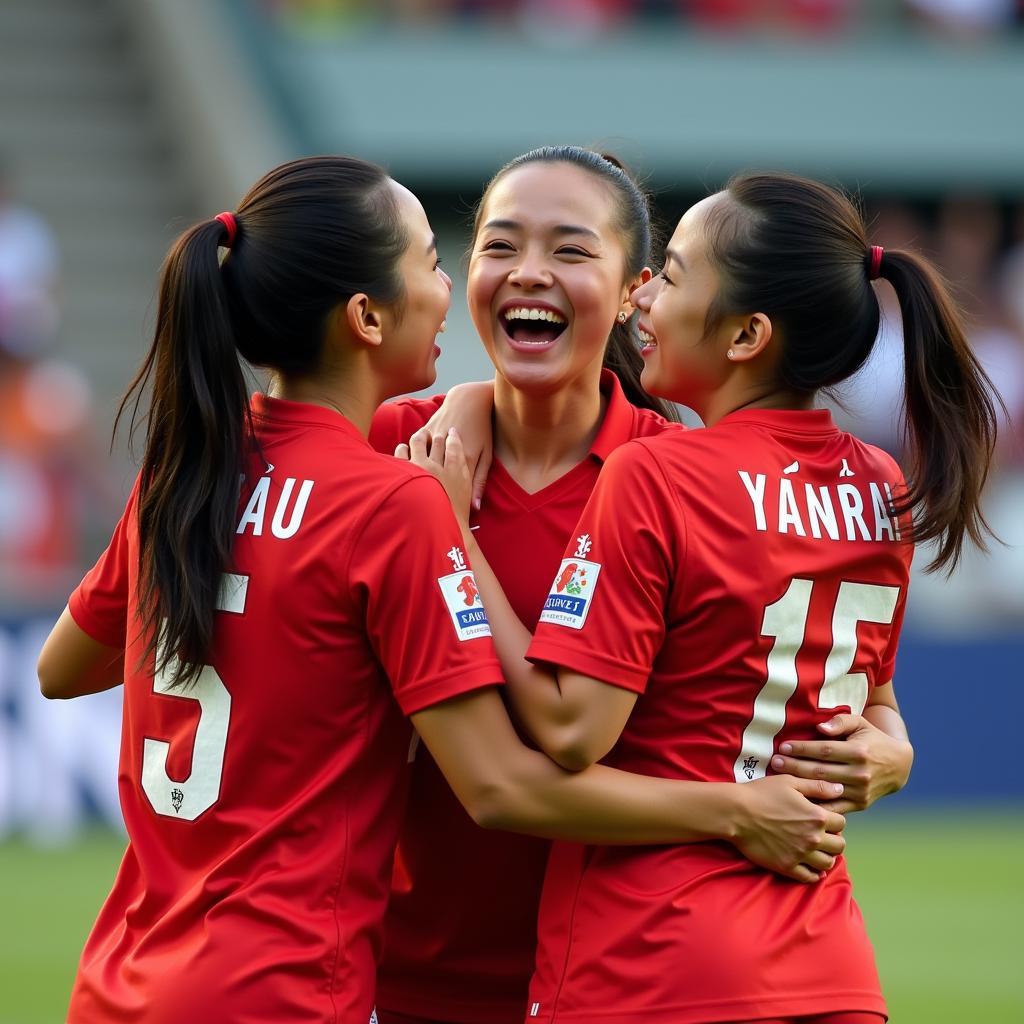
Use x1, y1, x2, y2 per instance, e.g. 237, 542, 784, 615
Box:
629, 405, 687, 441
369, 394, 447, 454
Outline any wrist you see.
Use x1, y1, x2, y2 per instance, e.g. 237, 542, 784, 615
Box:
704, 783, 749, 843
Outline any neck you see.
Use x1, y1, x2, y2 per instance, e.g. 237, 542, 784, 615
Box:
269, 362, 380, 437
493, 367, 606, 491
699, 378, 815, 427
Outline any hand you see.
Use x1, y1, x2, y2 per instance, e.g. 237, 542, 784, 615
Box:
770, 714, 914, 814
400, 427, 473, 527
730, 776, 847, 884
417, 381, 495, 510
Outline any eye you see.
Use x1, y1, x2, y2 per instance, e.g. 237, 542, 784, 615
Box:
480, 240, 514, 253
659, 269, 674, 286
433, 257, 444, 270
555, 246, 591, 257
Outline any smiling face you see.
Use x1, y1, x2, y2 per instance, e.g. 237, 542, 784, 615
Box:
631, 193, 736, 412
467, 162, 632, 397
377, 179, 452, 396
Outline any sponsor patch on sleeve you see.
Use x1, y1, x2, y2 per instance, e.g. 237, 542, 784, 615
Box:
538, 557, 602, 630
437, 570, 492, 642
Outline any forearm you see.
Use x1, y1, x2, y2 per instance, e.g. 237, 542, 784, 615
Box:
863, 702, 910, 743
38, 606, 124, 699
481, 746, 740, 845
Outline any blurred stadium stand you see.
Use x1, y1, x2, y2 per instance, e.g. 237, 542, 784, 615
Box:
0, 0, 1021, 842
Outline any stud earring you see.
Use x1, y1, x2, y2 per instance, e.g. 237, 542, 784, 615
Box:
727, 350, 736, 359
617, 311, 628, 324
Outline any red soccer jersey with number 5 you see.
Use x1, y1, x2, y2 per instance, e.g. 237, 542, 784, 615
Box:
526, 408, 912, 1024
64, 395, 502, 1024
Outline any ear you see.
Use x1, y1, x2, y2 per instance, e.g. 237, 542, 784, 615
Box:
623, 266, 654, 309
344, 293, 385, 349
725, 312, 773, 363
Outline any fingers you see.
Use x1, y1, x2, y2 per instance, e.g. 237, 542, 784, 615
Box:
823, 810, 847, 835
429, 432, 447, 467
802, 849, 837, 874
407, 429, 429, 467
789, 778, 845, 802
393, 443, 411, 461
773, 754, 865, 783
784, 863, 822, 885
819, 799, 858, 816
817, 830, 846, 856
817, 714, 860, 737
445, 428, 465, 468
777, 739, 861, 763
471, 446, 493, 511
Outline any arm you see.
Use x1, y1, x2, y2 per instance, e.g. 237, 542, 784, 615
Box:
38, 605, 124, 699
395, 380, 496, 510
407, 427, 634, 771
413, 686, 846, 883
769, 682, 913, 814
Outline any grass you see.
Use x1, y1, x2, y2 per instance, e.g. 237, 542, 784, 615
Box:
1, 810, 1021, 1023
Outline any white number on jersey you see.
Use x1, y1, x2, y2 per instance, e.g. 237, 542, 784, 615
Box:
140, 574, 248, 820
733, 578, 900, 783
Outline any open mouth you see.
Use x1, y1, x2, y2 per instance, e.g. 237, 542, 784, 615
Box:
637, 325, 657, 350
500, 305, 568, 347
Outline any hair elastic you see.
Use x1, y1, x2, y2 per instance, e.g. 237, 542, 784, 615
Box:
868, 245, 884, 281
215, 211, 238, 248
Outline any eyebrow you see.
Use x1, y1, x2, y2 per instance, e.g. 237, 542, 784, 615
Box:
482, 219, 602, 243
664, 247, 685, 270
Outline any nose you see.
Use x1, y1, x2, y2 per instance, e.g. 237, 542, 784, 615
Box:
439, 267, 453, 291
631, 276, 658, 313
508, 248, 553, 289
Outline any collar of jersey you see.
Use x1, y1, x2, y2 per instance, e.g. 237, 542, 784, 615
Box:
716, 406, 837, 435
249, 392, 367, 443
588, 369, 637, 463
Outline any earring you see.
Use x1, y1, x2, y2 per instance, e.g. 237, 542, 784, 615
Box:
727, 350, 736, 359
617, 311, 628, 324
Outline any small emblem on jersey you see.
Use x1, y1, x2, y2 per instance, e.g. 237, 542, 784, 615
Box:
742, 756, 759, 780
783, 460, 799, 475
369, 1011, 379, 1024
437, 570, 491, 641
574, 533, 593, 557
170, 787, 184, 813
538, 557, 602, 630
447, 545, 468, 571
839, 459, 855, 478
530, 1003, 541, 1017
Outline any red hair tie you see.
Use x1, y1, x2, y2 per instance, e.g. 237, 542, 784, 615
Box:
215, 211, 238, 248
868, 245, 884, 281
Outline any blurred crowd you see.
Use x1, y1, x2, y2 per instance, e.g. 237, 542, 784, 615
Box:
0, 160, 114, 617
258, 0, 1024, 40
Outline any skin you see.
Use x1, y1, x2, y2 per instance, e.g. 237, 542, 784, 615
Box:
411, 189, 912, 818
37, 178, 845, 874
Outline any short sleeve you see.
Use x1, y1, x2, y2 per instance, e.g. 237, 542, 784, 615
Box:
368, 395, 446, 456
348, 472, 503, 715
67, 480, 138, 648
877, 547, 913, 686
526, 442, 679, 694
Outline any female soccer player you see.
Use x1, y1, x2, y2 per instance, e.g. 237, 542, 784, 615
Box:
372, 149, 913, 1024
418, 171, 997, 1024
35, 157, 847, 1024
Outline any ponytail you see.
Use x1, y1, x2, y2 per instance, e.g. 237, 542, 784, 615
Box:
116, 218, 250, 688
880, 249, 1001, 572
114, 156, 406, 688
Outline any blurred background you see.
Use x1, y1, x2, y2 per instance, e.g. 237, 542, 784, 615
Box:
1, 0, 1022, 1020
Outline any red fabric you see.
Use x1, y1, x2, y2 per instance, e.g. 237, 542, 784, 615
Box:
371, 373, 680, 1024
65, 394, 502, 1024
526, 408, 911, 1023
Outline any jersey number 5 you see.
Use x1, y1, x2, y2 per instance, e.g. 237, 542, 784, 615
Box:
733, 578, 900, 784
140, 574, 248, 820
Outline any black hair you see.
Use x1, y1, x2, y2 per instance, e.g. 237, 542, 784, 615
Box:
116, 155, 409, 686
702, 171, 1000, 571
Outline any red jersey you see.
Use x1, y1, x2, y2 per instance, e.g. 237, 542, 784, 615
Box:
526, 408, 912, 1024
65, 395, 502, 1024
369, 372, 680, 1024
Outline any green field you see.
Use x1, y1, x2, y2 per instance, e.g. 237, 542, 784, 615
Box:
1, 810, 1021, 1023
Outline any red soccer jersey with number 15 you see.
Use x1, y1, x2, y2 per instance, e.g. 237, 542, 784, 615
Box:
526, 408, 912, 1024
65, 395, 501, 1024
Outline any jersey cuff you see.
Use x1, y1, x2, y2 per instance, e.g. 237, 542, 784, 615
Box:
397, 663, 504, 716
525, 640, 649, 695
67, 590, 127, 649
